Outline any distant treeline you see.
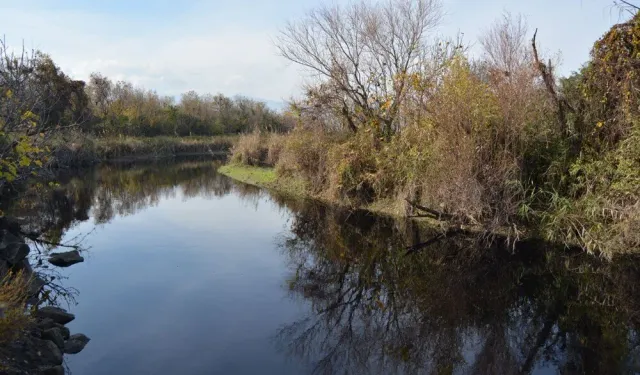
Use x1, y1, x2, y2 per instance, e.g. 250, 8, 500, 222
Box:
1, 44, 292, 139
0, 40, 292, 186
85, 73, 293, 136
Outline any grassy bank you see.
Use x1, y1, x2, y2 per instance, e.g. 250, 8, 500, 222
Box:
218, 164, 307, 198
50, 135, 236, 167
219, 163, 494, 237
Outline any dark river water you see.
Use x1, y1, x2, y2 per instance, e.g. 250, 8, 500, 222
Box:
6, 159, 640, 375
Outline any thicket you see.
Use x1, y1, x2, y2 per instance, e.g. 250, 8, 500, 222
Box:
85, 74, 292, 137
0, 39, 292, 192
229, 3, 640, 256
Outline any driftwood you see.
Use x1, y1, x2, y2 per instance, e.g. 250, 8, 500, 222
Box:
405, 199, 453, 221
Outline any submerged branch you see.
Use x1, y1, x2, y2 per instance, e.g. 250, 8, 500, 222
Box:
405, 228, 462, 255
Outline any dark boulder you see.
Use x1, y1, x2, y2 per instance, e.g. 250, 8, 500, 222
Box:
37, 319, 70, 339
36, 307, 75, 325
25, 338, 63, 366
0, 229, 20, 247
37, 318, 56, 330
48, 251, 84, 267
0, 217, 23, 233
59, 325, 70, 340
0, 230, 30, 265
64, 333, 90, 354
42, 328, 65, 350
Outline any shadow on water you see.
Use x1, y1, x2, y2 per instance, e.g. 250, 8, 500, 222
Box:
3, 159, 640, 374
271, 200, 640, 375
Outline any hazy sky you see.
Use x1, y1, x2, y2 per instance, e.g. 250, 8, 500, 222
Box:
0, 0, 629, 106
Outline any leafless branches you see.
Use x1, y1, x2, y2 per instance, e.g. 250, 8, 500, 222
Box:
480, 12, 530, 78
277, 0, 442, 136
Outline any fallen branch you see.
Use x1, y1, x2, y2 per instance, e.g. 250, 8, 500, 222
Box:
405, 199, 454, 221
20, 231, 81, 251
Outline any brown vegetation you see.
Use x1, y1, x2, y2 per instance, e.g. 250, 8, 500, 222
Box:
0, 271, 33, 346
227, 3, 640, 257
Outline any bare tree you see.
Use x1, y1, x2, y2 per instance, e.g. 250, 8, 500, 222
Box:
277, 0, 442, 138
87, 72, 113, 119
480, 12, 530, 78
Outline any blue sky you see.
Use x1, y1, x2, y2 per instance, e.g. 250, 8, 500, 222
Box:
0, 0, 629, 107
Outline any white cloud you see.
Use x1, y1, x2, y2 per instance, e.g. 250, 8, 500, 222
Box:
0, 0, 623, 106
0, 2, 300, 103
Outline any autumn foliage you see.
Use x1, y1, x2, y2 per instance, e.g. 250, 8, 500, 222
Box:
229, 5, 640, 256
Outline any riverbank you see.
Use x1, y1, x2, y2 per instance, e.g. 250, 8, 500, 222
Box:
217, 164, 307, 198
0, 219, 89, 375
51, 135, 236, 167
218, 163, 450, 229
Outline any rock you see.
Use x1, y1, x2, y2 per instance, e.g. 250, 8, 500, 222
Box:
29, 276, 46, 296
59, 326, 70, 340
37, 318, 56, 330
36, 307, 75, 325
42, 328, 65, 350
37, 319, 69, 339
0, 229, 29, 265
0, 229, 21, 248
26, 337, 63, 366
38, 365, 65, 375
64, 333, 90, 354
0, 241, 30, 265
48, 251, 84, 267
0, 259, 9, 276
0, 217, 23, 233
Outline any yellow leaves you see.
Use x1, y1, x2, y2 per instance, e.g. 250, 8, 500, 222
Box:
5, 89, 12, 99
0, 160, 18, 182
596, 121, 604, 129
18, 156, 31, 168
20, 111, 37, 121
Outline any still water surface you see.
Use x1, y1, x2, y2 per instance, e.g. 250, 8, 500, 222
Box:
8, 160, 640, 375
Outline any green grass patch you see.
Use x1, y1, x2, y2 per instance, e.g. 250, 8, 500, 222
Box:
218, 164, 307, 197
218, 164, 277, 185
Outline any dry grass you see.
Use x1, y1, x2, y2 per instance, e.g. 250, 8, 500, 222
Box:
0, 271, 33, 346
222, 14, 640, 256
50, 133, 237, 166
230, 132, 266, 166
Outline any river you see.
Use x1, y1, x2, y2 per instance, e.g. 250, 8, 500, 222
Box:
5, 159, 640, 375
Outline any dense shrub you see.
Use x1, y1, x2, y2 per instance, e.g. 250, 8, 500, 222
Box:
230, 132, 266, 166
227, 7, 640, 256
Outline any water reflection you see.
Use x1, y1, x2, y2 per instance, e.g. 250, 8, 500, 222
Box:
274, 202, 640, 375
3, 159, 247, 240
3, 160, 640, 374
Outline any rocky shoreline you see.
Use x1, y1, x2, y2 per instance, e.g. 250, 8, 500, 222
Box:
0, 219, 89, 375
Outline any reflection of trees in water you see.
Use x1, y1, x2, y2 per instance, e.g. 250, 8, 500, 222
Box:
4, 161, 640, 374
2, 160, 241, 243
276, 202, 640, 375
